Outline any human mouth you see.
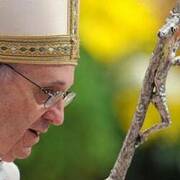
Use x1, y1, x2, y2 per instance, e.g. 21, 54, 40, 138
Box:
28, 129, 40, 136
23, 126, 49, 147
22, 129, 40, 147
29, 128, 48, 135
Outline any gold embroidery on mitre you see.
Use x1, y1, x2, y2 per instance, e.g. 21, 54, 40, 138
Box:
0, 0, 79, 65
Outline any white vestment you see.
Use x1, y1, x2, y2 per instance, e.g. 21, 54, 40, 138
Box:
0, 161, 20, 180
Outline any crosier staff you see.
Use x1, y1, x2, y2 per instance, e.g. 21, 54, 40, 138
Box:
106, 1, 180, 180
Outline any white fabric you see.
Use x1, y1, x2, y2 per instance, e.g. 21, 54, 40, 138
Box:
0, 162, 20, 180
0, 0, 68, 36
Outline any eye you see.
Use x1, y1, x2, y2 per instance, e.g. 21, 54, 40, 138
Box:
42, 87, 56, 95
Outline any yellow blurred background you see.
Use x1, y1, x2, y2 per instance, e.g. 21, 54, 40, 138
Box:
80, 0, 180, 143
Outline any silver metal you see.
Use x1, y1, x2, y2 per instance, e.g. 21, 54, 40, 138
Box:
106, 2, 180, 179
44, 90, 76, 108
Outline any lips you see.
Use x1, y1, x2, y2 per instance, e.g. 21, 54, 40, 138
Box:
23, 129, 40, 147
28, 128, 48, 136
28, 129, 40, 136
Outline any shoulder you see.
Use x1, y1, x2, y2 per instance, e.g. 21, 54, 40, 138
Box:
0, 161, 20, 180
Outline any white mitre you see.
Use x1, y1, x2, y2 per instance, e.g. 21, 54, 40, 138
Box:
0, 161, 20, 180
0, 0, 79, 65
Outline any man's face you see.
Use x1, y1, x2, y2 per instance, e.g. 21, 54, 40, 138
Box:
0, 64, 75, 162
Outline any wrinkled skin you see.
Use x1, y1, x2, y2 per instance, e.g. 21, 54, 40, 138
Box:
0, 64, 75, 162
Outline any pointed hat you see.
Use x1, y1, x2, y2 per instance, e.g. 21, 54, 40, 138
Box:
0, 0, 79, 65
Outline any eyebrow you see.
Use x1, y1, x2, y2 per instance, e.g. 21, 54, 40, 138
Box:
49, 80, 66, 86
45, 80, 73, 91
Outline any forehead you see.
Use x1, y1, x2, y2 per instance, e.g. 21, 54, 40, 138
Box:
15, 64, 75, 89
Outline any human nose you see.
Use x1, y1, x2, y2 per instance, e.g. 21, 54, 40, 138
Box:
42, 101, 64, 126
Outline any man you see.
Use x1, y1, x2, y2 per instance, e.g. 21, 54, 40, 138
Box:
0, 0, 79, 179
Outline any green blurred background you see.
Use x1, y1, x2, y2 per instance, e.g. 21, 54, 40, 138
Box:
17, 0, 180, 179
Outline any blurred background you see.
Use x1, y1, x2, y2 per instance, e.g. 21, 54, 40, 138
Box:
17, 0, 180, 179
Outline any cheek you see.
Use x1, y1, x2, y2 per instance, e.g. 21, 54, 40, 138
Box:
0, 78, 46, 157
5, 102, 40, 135
0, 90, 43, 155
10, 87, 44, 127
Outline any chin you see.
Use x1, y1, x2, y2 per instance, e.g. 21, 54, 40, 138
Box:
2, 156, 15, 162
15, 147, 32, 160
2, 147, 32, 162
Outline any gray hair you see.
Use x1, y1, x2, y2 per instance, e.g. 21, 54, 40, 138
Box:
0, 63, 14, 82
